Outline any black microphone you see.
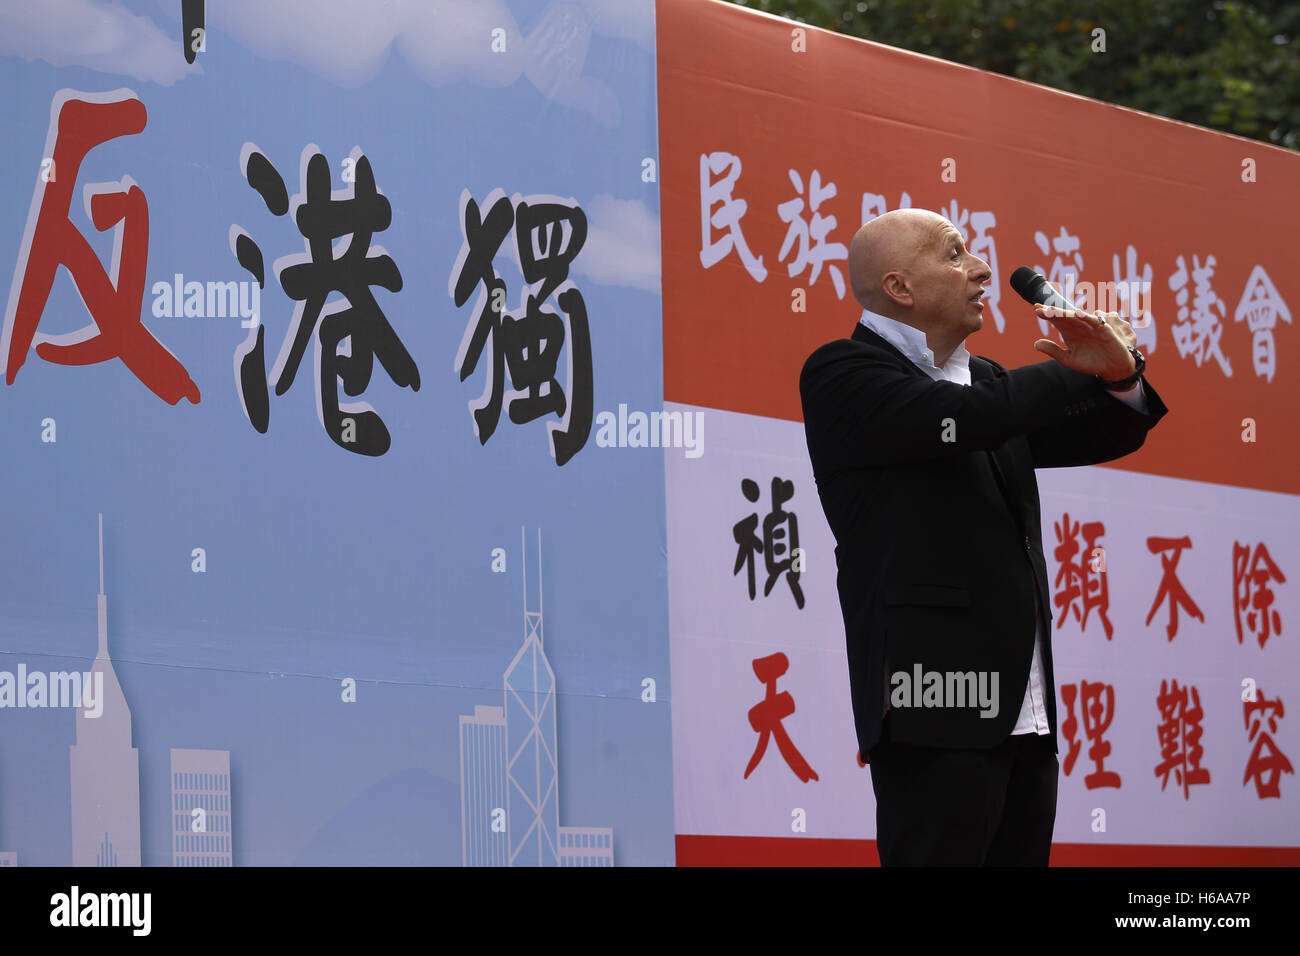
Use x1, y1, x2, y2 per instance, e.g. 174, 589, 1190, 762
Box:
1010, 266, 1085, 313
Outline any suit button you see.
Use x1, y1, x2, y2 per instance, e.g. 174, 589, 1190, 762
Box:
1024, 535, 1031, 550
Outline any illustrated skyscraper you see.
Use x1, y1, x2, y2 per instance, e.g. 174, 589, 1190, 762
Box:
0, 775, 15, 864
505, 527, 559, 866
557, 826, 614, 866
171, 749, 233, 867
459, 704, 508, 866
69, 514, 141, 866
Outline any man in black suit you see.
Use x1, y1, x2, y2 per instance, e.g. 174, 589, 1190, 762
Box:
799, 208, 1168, 865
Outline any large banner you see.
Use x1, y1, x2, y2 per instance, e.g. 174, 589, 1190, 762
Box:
0, 0, 670, 866
2, 0, 1296, 871
659, 0, 1299, 864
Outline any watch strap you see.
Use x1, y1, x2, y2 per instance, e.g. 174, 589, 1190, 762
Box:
1100, 346, 1145, 390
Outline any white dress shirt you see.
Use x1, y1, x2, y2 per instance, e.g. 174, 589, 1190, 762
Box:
859, 309, 1147, 735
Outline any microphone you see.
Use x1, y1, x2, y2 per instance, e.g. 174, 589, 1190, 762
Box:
1010, 266, 1085, 313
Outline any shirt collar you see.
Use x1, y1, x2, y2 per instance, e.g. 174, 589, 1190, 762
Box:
858, 308, 970, 375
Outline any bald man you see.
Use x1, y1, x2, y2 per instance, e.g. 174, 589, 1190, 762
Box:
799, 208, 1168, 866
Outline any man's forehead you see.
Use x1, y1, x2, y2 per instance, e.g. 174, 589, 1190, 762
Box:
910, 217, 959, 253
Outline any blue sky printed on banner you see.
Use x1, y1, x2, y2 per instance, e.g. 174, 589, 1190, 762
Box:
0, 0, 668, 865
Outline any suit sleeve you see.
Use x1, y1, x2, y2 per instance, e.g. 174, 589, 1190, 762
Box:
799, 340, 1117, 472
1107, 379, 1147, 413
1026, 370, 1169, 468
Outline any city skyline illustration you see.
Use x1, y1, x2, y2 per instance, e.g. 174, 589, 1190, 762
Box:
3, 515, 639, 864
63, 515, 233, 867
460, 527, 614, 866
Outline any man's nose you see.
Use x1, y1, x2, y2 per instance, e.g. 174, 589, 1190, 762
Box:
970, 256, 992, 283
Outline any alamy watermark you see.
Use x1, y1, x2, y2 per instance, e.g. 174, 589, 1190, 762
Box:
1047, 277, 1153, 325
50, 886, 150, 936
0, 666, 103, 717
593, 404, 704, 458
151, 273, 259, 327
890, 663, 1000, 719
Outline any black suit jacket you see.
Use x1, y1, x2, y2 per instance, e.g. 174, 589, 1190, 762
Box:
799, 322, 1169, 758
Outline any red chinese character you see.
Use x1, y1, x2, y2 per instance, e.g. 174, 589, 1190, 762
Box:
1053, 513, 1113, 639
1232, 542, 1285, 648
1060, 680, 1121, 788
1060, 683, 1083, 776
1145, 536, 1204, 641
1081, 680, 1122, 788
1243, 690, 1293, 799
3, 91, 199, 405
1154, 679, 1211, 798
744, 652, 818, 782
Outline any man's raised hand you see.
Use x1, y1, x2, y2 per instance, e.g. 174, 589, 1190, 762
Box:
1033, 304, 1138, 381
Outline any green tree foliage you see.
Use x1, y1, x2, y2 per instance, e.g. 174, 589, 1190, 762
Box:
724, 0, 1298, 150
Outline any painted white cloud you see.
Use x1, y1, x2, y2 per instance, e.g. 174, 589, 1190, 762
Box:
574, 194, 660, 294
574, 0, 655, 51
521, 2, 619, 127
152, 0, 644, 126
0, 0, 199, 85
172, 0, 520, 89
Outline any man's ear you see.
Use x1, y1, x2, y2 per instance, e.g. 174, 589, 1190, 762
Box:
881, 272, 912, 307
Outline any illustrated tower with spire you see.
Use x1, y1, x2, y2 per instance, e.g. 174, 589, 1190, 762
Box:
504, 527, 559, 866
69, 514, 141, 866
459, 528, 615, 866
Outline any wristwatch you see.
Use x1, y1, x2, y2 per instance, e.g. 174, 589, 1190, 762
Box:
1100, 346, 1145, 390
